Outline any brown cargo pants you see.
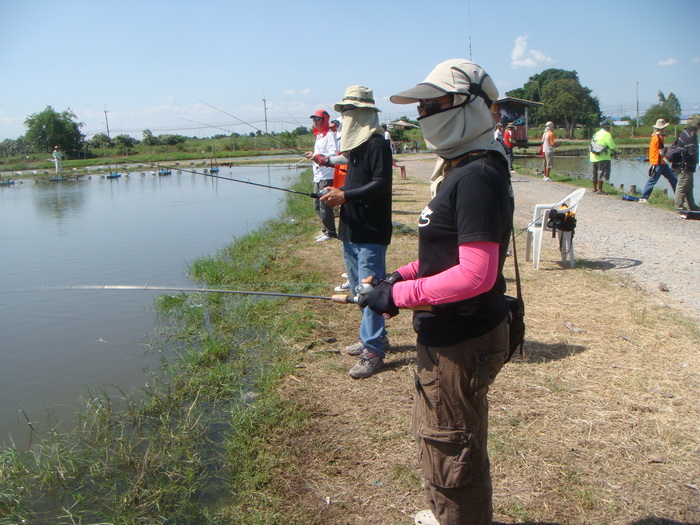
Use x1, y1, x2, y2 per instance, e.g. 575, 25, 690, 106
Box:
413, 318, 508, 525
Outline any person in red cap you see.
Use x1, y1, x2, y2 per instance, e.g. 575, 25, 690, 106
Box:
305, 109, 339, 241
52, 145, 63, 175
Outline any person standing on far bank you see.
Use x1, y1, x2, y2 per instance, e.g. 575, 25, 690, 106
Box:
672, 114, 699, 211
541, 121, 555, 181
320, 85, 393, 379
589, 120, 618, 194
362, 58, 513, 525
503, 122, 514, 170
52, 145, 63, 175
640, 119, 677, 203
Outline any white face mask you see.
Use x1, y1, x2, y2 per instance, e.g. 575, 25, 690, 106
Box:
339, 108, 383, 152
419, 98, 503, 160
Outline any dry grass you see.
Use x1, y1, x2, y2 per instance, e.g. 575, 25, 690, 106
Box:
268, 170, 700, 524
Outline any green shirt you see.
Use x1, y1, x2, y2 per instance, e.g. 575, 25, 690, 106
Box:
589, 129, 617, 162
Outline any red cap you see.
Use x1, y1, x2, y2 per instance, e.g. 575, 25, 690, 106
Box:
310, 109, 329, 119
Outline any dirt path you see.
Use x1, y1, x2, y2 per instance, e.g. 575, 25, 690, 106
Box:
400, 154, 700, 319
272, 157, 700, 525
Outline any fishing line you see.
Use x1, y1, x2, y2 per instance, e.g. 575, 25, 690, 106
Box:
617, 154, 651, 177
199, 100, 308, 156
180, 117, 309, 159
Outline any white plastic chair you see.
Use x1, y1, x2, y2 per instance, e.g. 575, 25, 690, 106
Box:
525, 188, 585, 269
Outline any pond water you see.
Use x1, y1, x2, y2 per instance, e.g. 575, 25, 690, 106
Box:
514, 155, 700, 201
0, 164, 302, 446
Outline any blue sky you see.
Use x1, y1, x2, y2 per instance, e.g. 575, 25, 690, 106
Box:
1, 0, 699, 141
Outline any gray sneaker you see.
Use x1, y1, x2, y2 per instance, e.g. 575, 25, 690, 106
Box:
344, 335, 389, 356
344, 341, 364, 356
349, 351, 384, 379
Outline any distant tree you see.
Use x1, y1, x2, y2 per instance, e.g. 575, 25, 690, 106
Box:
142, 129, 160, 146
0, 137, 33, 157
24, 106, 85, 155
538, 79, 600, 137
643, 91, 682, 125
620, 116, 636, 126
89, 133, 114, 149
113, 134, 138, 154
506, 69, 600, 134
506, 69, 579, 104
157, 134, 187, 146
290, 126, 311, 136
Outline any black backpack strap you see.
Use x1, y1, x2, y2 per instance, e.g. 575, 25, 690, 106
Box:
510, 222, 525, 360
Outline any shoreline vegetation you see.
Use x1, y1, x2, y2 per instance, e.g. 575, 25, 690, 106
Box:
2, 158, 698, 524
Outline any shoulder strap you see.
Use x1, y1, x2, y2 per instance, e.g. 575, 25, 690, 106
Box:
510, 224, 522, 302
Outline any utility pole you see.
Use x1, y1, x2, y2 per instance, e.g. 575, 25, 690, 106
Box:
262, 95, 268, 134
635, 82, 639, 128
103, 107, 111, 138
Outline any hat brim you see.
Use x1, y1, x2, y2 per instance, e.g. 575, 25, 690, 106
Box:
333, 101, 380, 112
654, 123, 669, 129
390, 83, 447, 104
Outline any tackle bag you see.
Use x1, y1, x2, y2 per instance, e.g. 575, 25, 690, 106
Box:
664, 142, 686, 165
546, 206, 577, 234
589, 139, 608, 155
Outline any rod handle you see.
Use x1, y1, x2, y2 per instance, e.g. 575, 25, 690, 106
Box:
331, 294, 354, 304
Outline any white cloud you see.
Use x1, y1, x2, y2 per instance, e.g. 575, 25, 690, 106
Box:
659, 57, 678, 66
282, 88, 312, 96
692, 57, 700, 64
511, 36, 555, 69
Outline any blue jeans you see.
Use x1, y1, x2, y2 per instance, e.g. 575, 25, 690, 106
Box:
342, 241, 388, 357
642, 164, 677, 199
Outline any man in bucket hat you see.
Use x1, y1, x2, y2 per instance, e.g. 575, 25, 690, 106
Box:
320, 85, 393, 379
360, 59, 513, 525
640, 118, 677, 202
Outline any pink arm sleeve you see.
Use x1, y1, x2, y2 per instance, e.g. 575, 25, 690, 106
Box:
392, 241, 499, 308
395, 260, 419, 281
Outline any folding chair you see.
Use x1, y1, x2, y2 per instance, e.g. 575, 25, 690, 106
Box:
525, 188, 585, 269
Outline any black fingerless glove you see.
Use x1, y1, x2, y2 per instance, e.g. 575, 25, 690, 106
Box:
357, 277, 399, 318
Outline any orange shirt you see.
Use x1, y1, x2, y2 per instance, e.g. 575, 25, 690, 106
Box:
649, 133, 664, 165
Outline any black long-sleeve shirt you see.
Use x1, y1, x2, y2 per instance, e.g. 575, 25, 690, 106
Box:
339, 134, 393, 245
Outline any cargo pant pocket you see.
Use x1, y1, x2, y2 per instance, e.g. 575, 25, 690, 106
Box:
469, 349, 507, 398
416, 425, 476, 489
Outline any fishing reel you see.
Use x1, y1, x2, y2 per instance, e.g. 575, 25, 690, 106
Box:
310, 188, 330, 199
329, 282, 374, 305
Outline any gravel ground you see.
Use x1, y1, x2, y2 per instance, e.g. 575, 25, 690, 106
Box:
400, 154, 700, 320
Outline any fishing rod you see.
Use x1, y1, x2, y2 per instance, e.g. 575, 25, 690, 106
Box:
199, 99, 309, 156
19, 284, 365, 305
102, 155, 322, 198
24, 283, 435, 313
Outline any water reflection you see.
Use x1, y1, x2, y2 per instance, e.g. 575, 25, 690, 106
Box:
0, 165, 301, 446
34, 184, 87, 226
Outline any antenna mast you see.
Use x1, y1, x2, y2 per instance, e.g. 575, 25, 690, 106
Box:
262, 95, 269, 134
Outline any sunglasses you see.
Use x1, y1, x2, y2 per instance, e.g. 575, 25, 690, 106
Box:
311, 116, 323, 121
